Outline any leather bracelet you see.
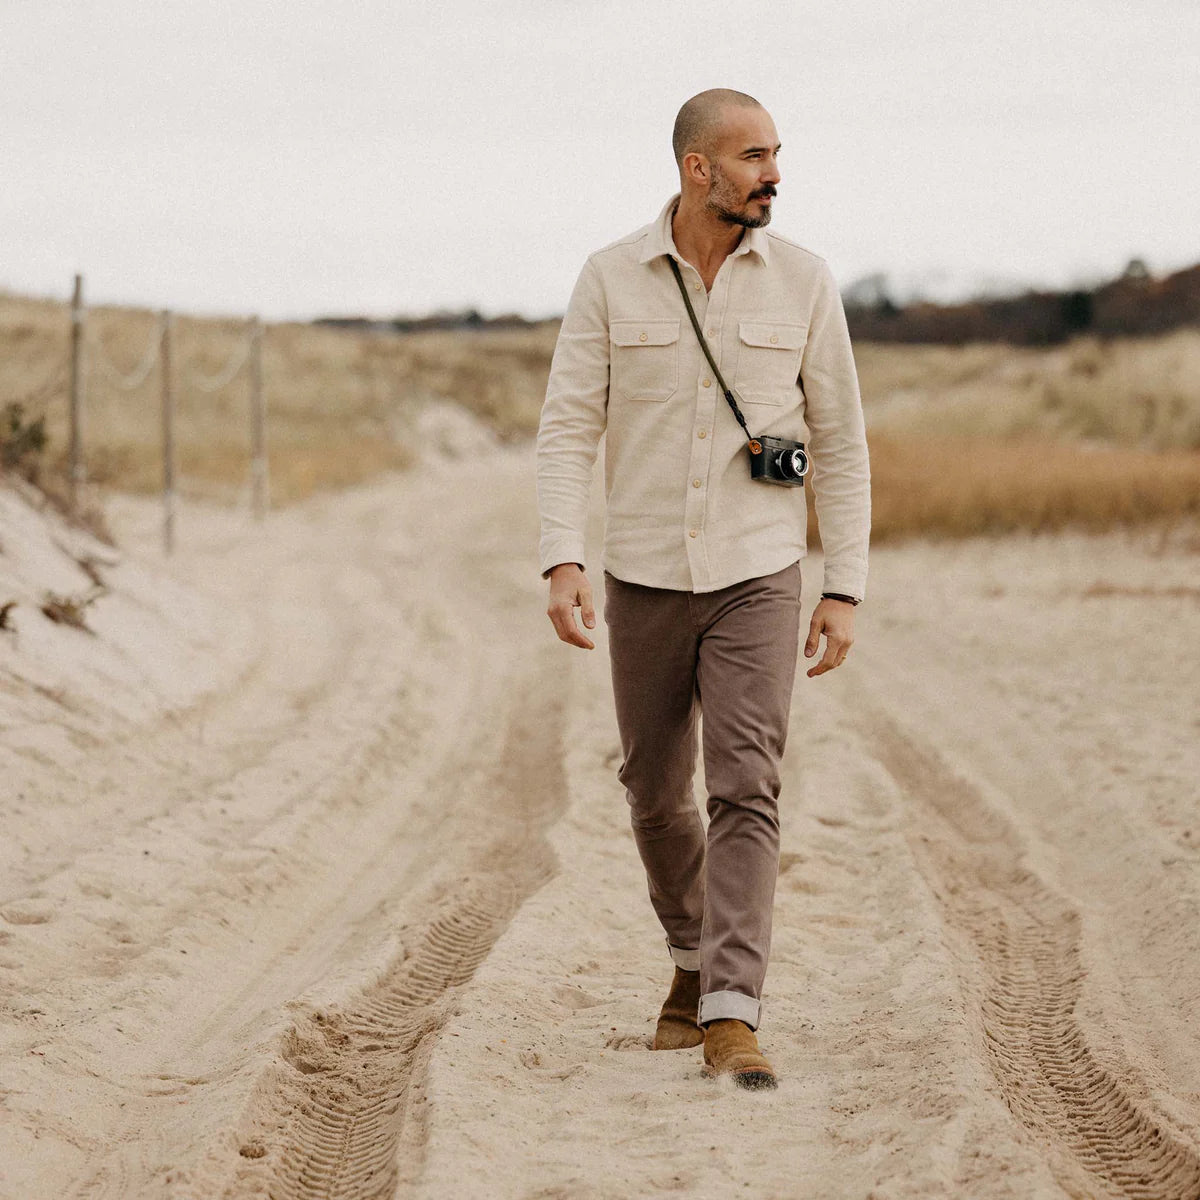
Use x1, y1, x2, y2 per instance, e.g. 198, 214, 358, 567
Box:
821, 592, 860, 606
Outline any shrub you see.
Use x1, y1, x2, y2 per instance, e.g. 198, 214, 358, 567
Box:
1, 402, 47, 478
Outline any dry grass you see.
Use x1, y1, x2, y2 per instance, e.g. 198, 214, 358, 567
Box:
0, 290, 556, 505
852, 331, 1200, 543
2, 287, 1198, 544
858, 328, 1200, 449
861, 435, 1200, 544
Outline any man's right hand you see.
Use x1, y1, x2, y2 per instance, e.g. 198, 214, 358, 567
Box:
546, 562, 596, 650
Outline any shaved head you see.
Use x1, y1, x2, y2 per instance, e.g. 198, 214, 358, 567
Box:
672, 88, 763, 168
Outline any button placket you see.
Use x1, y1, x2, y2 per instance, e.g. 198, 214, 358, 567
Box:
684, 261, 736, 589
686, 350, 716, 557
703, 281, 729, 417
706, 274, 729, 376
673, 254, 722, 588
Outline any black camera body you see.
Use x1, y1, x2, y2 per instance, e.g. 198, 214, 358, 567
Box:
749, 434, 810, 487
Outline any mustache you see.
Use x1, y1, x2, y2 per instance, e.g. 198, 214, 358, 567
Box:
751, 185, 777, 199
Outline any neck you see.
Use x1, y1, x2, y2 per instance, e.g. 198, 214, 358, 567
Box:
671, 190, 745, 282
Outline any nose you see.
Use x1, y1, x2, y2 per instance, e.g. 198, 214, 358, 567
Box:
762, 154, 781, 185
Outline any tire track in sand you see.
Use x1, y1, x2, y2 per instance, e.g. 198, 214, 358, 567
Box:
871, 710, 1200, 1200
210, 655, 568, 1200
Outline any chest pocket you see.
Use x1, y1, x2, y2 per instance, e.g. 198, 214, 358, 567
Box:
610, 319, 680, 402
733, 321, 807, 405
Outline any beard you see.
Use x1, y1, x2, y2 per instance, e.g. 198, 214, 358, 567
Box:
704, 163, 775, 228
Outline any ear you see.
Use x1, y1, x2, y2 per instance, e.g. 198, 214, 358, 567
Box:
682, 151, 710, 188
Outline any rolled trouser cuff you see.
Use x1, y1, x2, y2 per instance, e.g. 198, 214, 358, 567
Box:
667, 940, 701, 972
698, 989, 762, 1031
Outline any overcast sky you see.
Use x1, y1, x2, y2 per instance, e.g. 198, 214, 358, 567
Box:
3, 0, 1198, 321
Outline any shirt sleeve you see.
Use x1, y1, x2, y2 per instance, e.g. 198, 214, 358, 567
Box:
800, 260, 872, 601
536, 256, 610, 578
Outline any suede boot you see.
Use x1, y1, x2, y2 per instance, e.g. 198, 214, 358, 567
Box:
652, 966, 704, 1050
702, 1018, 777, 1089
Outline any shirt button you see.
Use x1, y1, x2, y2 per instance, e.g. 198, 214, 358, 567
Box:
688, 529, 698, 538
702, 378, 712, 388
693, 283, 701, 292
769, 334, 779, 344
697, 430, 707, 439
707, 329, 715, 337
638, 332, 647, 342
692, 479, 701, 488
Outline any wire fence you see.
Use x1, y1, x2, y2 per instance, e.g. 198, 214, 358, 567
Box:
188, 328, 255, 394
1, 274, 269, 554
90, 313, 166, 392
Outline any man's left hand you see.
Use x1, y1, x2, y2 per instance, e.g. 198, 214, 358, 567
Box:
804, 597, 856, 678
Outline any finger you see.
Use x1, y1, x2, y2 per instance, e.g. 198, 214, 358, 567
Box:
804, 614, 822, 658
547, 602, 574, 643
806, 639, 842, 678
831, 635, 853, 669
580, 587, 596, 630
548, 601, 594, 650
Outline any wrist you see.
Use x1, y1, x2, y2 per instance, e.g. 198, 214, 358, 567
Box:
821, 592, 860, 607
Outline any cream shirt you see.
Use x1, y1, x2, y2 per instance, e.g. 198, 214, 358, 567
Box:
536, 193, 871, 599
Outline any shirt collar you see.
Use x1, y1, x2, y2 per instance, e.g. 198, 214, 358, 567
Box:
637, 192, 771, 267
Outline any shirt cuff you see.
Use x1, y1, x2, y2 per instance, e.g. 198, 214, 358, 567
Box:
821, 566, 867, 604
539, 535, 587, 579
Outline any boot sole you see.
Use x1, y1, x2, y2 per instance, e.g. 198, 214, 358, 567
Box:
701, 1063, 779, 1090
732, 1068, 778, 1091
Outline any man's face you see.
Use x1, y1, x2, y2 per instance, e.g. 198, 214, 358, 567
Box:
703, 106, 782, 229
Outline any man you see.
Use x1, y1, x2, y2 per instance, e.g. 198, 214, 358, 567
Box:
536, 88, 870, 1090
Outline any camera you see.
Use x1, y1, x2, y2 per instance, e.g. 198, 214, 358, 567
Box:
749, 434, 810, 487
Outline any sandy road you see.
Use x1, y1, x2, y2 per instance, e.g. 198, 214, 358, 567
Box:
2, 448, 568, 1198
2, 449, 1199, 1199
411, 515, 1200, 1198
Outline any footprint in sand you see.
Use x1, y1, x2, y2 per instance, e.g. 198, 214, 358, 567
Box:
0, 900, 54, 925
778, 851, 805, 874
604, 1032, 651, 1051
551, 983, 603, 1010
778, 852, 826, 895
814, 813, 850, 828
519, 1048, 585, 1078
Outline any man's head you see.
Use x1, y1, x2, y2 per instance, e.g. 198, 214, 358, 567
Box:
672, 89, 781, 228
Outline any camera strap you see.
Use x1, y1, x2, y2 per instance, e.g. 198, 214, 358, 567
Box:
666, 256, 761, 452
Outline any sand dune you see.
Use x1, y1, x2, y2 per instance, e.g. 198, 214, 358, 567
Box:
2, 450, 1199, 1199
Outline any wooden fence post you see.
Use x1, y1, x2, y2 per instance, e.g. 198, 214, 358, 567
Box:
161, 311, 176, 555
68, 274, 86, 515
249, 316, 268, 519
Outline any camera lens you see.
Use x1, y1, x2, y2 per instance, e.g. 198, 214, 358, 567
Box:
775, 448, 810, 480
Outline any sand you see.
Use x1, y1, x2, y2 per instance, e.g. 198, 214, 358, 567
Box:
2, 447, 1199, 1200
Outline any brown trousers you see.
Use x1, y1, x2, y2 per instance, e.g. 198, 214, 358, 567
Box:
602, 561, 802, 1030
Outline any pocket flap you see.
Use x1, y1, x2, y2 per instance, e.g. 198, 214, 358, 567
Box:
611, 319, 680, 348
738, 321, 807, 351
